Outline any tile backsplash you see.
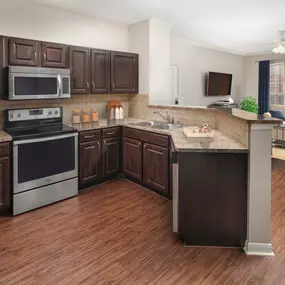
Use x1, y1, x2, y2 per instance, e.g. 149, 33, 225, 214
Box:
0, 94, 129, 129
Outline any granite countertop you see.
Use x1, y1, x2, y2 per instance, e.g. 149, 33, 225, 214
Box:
148, 104, 282, 125
0, 131, 12, 142
64, 118, 248, 153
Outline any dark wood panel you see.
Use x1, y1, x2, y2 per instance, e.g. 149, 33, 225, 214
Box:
41, 42, 68, 68
79, 140, 102, 186
0, 142, 9, 158
110, 51, 138, 93
91, 49, 110, 93
103, 137, 121, 177
0, 156, 10, 213
0, 37, 7, 99
178, 152, 248, 247
102, 127, 121, 139
79, 130, 101, 143
143, 143, 169, 197
8, 38, 40, 66
123, 127, 169, 148
123, 137, 142, 181
69, 46, 90, 94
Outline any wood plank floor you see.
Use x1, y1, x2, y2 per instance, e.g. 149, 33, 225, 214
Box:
1, 163, 285, 285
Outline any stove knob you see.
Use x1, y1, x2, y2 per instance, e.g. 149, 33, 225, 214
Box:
17, 113, 22, 118
48, 111, 52, 115
54, 110, 59, 115
10, 113, 15, 119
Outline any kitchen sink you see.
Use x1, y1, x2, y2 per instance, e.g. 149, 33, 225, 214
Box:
131, 121, 182, 130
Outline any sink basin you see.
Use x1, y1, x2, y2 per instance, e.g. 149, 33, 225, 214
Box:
131, 121, 182, 130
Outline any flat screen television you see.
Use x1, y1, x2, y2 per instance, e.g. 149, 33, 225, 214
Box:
206, 72, 232, 96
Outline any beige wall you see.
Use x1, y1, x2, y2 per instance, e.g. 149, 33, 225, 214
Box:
0, 0, 129, 52
171, 38, 246, 106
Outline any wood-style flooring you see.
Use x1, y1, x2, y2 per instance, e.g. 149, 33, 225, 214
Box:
1, 161, 285, 285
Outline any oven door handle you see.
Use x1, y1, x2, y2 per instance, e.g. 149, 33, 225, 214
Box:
14, 133, 78, 146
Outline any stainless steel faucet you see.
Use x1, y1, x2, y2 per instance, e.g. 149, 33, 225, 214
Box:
153, 110, 172, 123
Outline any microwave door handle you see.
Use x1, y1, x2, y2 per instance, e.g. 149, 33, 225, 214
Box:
57, 75, 63, 97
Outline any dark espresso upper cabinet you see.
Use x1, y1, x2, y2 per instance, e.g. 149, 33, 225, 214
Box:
91, 49, 110, 94
0, 37, 7, 98
69, 46, 90, 94
8, 38, 40, 66
41, 42, 68, 68
110, 52, 138, 94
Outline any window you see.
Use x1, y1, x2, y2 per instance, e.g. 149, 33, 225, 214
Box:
270, 62, 285, 105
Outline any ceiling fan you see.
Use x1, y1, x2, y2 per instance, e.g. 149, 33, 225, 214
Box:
272, 31, 285, 54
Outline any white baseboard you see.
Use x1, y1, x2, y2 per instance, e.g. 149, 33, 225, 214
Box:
243, 240, 275, 256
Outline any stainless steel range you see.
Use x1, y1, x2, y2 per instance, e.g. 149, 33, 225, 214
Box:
4, 107, 78, 215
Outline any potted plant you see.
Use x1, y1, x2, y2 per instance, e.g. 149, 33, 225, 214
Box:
240, 97, 259, 114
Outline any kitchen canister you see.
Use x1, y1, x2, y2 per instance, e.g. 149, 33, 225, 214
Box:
119, 107, 124, 119
82, 109, 90, 123
91, 109, 99, 122
115, 107, 120, 120
72, 109, 81, 124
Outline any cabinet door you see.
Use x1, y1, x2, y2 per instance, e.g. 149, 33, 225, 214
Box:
69, 47, 90, 94
103, 137, 121, 177
9, 38, 40, 66
143, 143, 169, 196
0, 37, 7, 99
79, 140, 101, 186
42, 42, 68, 68
123, 137, 142, 181
91, 49, 110, 93
111, 52, 138, 93
0, 156, 10, 213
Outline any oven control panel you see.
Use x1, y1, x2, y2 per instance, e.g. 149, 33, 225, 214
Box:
8, 107, 62, 122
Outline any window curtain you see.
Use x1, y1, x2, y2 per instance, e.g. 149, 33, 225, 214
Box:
258, 60, 270, 115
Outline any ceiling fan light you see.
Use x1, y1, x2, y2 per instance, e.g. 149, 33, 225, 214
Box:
272, 44, 285, 54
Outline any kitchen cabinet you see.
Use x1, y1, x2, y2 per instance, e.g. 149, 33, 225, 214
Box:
103, 137, 121, 177
0, 36, 7, 99
91, 49, 110, 93
110, 52, 138, 93
69, 46, 90, 94
178, 152, 248, 247
41, 42, 68, 68
123, 137, 142, 181
143, 143, 169, 196
0, 143, 10, 214
8, 38, 40, 66
79, 140, 102, 186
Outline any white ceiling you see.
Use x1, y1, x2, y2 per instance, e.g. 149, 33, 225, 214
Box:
28, 0, 285, 55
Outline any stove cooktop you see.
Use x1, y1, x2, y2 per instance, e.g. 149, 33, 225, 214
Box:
5, 123, 77, 140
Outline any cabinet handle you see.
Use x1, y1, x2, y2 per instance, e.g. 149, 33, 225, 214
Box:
92, 81, 96, 90
34, 52, 37, 62
85, 145, 95, 150
106, 132, 116, 135
103, 140, 107, 152
84, 135, 96, 139
112, 82, 115, 89
86, 82, 90, 91
97, 141, 101, 152
43, 52, 47, 62
143, 144, 146, 152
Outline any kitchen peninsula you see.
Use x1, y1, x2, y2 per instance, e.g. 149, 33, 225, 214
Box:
63, 105, 280, 256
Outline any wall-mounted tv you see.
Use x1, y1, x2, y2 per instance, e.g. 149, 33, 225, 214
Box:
206, 72, 232, 96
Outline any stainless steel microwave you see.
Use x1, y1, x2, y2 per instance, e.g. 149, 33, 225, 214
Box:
8, 66, 71, 100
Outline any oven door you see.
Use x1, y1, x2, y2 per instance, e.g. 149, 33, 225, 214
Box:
13, 133, 78, 194
9, 73, 61, 100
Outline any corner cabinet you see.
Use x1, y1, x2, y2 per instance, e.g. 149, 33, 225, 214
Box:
69, 47, 90, 94
111, 52, 138, 93
0, 36, 7, 99
123, 137, 142, 181
143, 143, 169, 196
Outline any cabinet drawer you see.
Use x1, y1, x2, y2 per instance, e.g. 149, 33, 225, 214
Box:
123, 127, 169, 148
102, 127, 121, 139
0, 142, 9, 157
80, 130, 101, 143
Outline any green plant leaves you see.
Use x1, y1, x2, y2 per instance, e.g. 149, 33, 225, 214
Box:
240, 97, 259, 114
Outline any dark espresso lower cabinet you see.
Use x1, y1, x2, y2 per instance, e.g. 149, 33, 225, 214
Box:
0, 143, 10, 214
79, 140, 101, 186
123, 137, 142, 182
103, 137, 121, 177
143, 143, 169, 196
178, 152, 248, 247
